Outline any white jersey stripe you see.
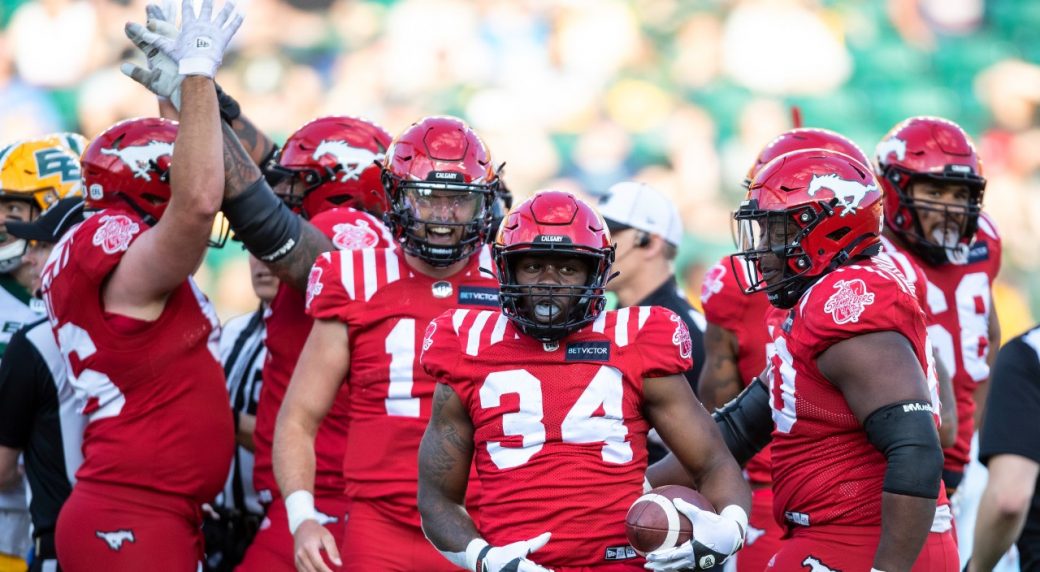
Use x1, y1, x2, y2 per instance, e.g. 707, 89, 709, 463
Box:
452, 309, 470, 335
615, 307, 631, 347
339, 252, 355, 300
362, 249, 378, 301
490, 313, 508, 345
385, 248, 400, 285
637, 306, 651, 329
467, 311, 494, 356
478, 245, 494, 277
592, 311, 607, 333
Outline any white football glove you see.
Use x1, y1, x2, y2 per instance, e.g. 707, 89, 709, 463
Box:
121, 5, 182, 109
465, 533, 554, 572
135, 0, 243, 78
643, 502, 747, 571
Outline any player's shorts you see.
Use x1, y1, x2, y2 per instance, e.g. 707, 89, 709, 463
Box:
55, 481, 202, 572
236, 495, 350, 571
765, 524, 959, 571
339, 499, 461, 572
736, 486, 783, 572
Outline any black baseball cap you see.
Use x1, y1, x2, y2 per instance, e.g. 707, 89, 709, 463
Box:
6, 197, 85, 243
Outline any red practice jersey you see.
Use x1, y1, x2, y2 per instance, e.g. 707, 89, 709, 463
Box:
305, 245, 499, 527
881, 215, 1001, 476
766, 256, 940, 531
252, 207, 392, 501
421, 306, 693, 568
700, 256, 775, 485
40, 209, 233, 502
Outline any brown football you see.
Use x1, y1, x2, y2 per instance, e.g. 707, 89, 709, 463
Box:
625, 485, 716, 555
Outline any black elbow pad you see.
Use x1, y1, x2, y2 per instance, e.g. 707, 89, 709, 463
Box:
222, 177, 302, 262
864, 400, 944, 499
712, 377, 774, 466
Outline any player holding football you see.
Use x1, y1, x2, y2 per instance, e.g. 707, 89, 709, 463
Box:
417, 190, 751, 572
39, 0, 242, 567
274, 116, 508, 572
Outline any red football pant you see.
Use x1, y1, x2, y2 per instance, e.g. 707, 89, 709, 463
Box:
339, 499, 459, 572
765, 525, 959, 571
55, 481, 202, 572
236, 495, 350, 571
736, 486, 783, 572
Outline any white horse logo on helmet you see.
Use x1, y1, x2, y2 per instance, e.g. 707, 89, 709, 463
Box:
312, 140, 383, 183
100, 141, 174, 180
807, 173, 877, 216
875, 136, 907, 163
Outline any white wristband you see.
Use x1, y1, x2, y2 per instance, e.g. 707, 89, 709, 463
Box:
284, 490, 317, 535
178, 57, 217, 78
720, 505, 750, 538
464, 537, 490, 572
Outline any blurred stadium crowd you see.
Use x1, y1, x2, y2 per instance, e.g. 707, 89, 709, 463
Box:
1, 0, 1036, 332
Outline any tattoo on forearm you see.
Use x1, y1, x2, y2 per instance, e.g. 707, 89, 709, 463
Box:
231, 117, 275, 165
271, 223, 334, 291
221, 122, 263, 200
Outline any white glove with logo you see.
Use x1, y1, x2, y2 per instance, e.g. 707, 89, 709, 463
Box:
135, 0, 243, 78
644, 502, 747, 571
121, 1, 182, 108
465, 533, 554, 572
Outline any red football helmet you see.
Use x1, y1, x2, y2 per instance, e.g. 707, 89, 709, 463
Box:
745, 127, 870, 188
494, 190, 615, 341
270, 116, 392, 219
874, 116, 986, 265
733, 148, 883, 309
81, 117, 177, 225
382, 115, 499, 266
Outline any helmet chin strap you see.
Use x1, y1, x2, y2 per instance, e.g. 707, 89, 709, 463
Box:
0, 239, 27, 273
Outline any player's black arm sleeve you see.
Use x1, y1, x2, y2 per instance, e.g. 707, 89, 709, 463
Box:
864, 400, 943, 498
711, 376, 773, 467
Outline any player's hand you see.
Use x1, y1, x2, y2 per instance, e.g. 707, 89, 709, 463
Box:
471, 532, 554, 572
121, 13, 182, 109
134, 0, 243, 78
644, 500, 746, 571
292, 519, 341, 572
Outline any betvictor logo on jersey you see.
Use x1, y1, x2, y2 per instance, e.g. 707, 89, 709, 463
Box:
565, 341, 611, 361
457, 286, 499, 307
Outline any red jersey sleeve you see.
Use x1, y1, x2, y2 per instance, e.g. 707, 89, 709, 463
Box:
304, 250, 355, 322
419, 310, 465, 394
636, 306, 695, 379
72, 211, 145, 284
700, 257, 747, 331
799, 265, 923, 358
310, 207, 394, 250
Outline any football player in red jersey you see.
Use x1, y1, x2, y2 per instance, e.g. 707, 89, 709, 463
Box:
697, 148, 953, 571
417, 190, 751, 572
38, 1, 243, 568
233, 116, 395, 572
274, 116, 506, 572
874, 116, 1000, 498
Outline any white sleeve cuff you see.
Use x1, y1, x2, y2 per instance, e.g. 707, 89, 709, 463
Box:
284, 490, 317, 535
178, 57, 216, 78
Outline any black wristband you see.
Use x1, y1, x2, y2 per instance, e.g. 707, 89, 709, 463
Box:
214, 82, 242, 125
222, 176, 302, 262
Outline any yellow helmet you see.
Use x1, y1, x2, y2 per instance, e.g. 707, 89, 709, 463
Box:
40, 132, 90, 158
0, 139, 83, 211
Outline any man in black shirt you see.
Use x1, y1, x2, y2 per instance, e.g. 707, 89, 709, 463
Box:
0, 197, 85, 572
967, 323, 1040, 572
598, 181, 706, 464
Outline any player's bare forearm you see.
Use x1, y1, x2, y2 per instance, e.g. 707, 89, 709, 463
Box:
271, 223, 334, 292
221, 121, 264, 201
418, 383, 480, 551
645, 452, 696, 489
229, 114, 276, 166
874, 492, 935, 571
273, 319, 348, 496
645, 374, 751, 514
698, 323, 744, 411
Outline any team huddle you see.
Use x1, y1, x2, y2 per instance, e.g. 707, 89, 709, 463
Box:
0, 1, 1004, 571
